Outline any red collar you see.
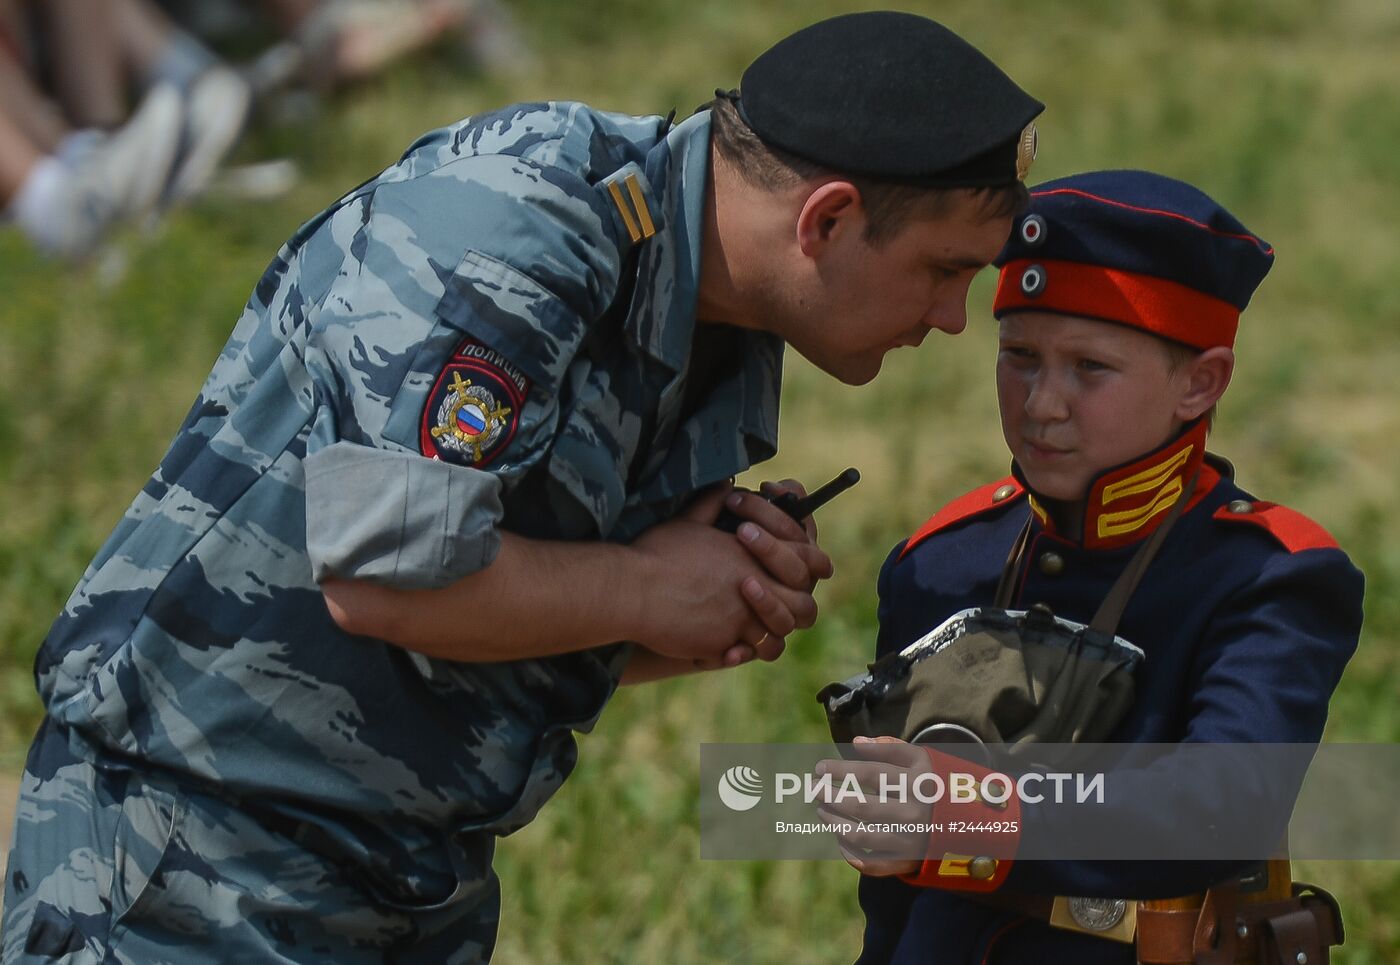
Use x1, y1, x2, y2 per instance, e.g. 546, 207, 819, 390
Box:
1016, 421, 1218, 550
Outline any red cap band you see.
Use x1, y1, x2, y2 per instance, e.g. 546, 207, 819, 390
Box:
993, 258, 1240, 349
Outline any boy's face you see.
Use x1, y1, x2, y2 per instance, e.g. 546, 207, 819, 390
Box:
996, 312, 1193, 502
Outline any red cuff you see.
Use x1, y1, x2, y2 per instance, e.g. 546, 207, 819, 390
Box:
899, 748, 1021, 892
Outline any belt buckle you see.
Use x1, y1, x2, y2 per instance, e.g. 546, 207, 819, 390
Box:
1049, 895, 1138, 944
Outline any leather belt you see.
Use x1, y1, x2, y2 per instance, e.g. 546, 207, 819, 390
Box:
972, 893, 1137, 944
973, 883, 1342, 965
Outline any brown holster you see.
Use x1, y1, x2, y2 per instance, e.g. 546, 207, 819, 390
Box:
1135, 881, 1343, 965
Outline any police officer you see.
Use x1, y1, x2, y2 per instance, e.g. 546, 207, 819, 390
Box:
3, 12, 1042, 962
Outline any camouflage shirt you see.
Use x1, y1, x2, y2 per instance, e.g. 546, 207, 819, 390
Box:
34, 103, 783, 905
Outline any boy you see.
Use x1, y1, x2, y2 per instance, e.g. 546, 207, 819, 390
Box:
831, 170, 1364, 963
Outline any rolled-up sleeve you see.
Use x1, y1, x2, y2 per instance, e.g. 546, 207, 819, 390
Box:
305, 441, 505, 589
295, 153, 616, 591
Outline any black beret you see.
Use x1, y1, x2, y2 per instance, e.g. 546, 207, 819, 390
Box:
735, 11, 1044, 186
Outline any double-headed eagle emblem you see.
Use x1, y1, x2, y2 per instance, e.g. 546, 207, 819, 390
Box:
430, 371, 513, 464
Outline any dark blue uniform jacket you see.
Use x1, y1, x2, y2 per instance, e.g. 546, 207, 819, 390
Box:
857, 429, 1363, 965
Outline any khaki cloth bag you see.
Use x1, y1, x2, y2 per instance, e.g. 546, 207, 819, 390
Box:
820, 475, 1195, 751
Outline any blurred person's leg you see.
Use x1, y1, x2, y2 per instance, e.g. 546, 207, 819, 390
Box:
34, 0, 127, 129
243, 0, 526, 97
0, 49, 66, 152
0, 108, 45, 207
256, 0, 321, 33
290, 0, 480, 88
0, 0, 26, 58
114, 0, 217, 93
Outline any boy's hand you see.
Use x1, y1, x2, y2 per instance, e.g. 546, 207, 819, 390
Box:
819, 738, 1022, 886
817, 737, 931, 877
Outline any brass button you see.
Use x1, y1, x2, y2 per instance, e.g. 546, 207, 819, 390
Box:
1228, 499, 1253, 514
1038, 552, 1065, 576
968, 856, 998, 880
992, 484, 1017, 503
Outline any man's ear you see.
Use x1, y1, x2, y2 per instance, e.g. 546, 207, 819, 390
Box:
796, 181, 864, 256
1176, 346, 1234, 421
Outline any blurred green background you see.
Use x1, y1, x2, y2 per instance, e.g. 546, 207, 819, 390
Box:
2, 0, 1398, 960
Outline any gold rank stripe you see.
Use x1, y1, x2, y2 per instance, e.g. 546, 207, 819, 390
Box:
1097, 475, 1183, 539
606, 180, 642, 243
624, 173, 656, 238
606, 173, 656, 244
1100, 444, 1193, 506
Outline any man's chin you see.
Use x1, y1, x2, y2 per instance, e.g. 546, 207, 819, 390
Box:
824, 354, 883, 386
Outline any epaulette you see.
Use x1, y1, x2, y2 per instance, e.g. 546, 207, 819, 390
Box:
1212, 499, 1339, 553
900, 477, 1025, 560
599, 163, 659, 248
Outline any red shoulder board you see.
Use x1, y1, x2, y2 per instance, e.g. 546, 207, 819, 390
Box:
900, 478, 1025, 560
1213, 500, 1339, 553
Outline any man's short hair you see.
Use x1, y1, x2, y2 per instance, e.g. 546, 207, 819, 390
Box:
706, 97, 1028, 245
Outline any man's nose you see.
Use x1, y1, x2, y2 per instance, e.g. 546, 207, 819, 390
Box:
926, 303, 968, 335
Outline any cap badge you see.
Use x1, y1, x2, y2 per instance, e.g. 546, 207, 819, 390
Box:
1016, 122, 1038, 181
1019, 213, 1046, 246
1020, 264, 1047, 298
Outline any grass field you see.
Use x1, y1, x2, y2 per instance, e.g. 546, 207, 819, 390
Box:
2, 0, 1398, 960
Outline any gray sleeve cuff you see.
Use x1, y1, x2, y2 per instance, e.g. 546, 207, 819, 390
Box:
305, 441, 504, 589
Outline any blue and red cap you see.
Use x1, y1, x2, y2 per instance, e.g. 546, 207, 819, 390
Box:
992, 170, 1274, 349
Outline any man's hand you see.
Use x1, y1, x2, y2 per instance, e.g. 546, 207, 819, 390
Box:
718, 479, 835, 662
629, 482, 829, 667
817, 736, 932, 877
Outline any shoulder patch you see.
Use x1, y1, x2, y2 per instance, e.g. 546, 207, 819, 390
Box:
420, 338, 530, 468
900, 477, 1025, 560
1212, 500, 1339, 553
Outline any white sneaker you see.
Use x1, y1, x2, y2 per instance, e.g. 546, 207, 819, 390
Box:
15, 84, 182, 259
167, 66, 253, 203
103, 83, 186, 219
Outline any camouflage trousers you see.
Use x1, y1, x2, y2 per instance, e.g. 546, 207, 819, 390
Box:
3, 720, 500, 963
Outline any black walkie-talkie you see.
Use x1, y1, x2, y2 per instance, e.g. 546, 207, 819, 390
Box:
713, 467, 860, 533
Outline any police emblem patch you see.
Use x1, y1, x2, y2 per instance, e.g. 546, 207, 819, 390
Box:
420, 339, 529, 467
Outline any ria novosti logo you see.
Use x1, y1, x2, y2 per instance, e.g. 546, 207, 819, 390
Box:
717, 765, 764, 811
714, 761, 1106, 811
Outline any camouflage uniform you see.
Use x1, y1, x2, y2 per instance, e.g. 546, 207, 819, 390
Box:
4, 103, 783, 962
